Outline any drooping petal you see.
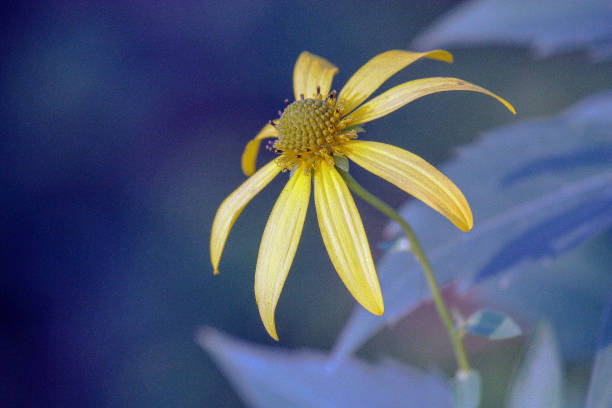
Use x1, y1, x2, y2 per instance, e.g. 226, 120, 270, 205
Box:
293, 51, 339, 100
255, 163, 311, 340
210, 161, 281, 275
344, 140, 473, 231
346, 77, 516, 127
338, 50, 453, 114
314, 160, 384, 315
241, 122, 278, 176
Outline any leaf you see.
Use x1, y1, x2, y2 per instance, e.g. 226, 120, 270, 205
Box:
464, 309, 521, 340
197, 327, 452, 408
333, 155, 350, 172
475, 239, 611, 361
330, 90, 612, 365
585, 297, 612, 408
412, 0, 612, 60
452, 369, 481, 408
378, 236, 411, 253
507, 323, 562, 408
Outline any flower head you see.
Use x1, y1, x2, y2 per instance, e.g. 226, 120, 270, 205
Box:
211, 49, 515, 340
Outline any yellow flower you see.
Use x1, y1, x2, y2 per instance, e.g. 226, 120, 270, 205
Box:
211, 50, 515, 340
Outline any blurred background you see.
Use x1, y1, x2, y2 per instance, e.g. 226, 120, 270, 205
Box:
2, 1, 611, 407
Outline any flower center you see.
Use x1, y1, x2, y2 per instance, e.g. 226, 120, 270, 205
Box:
276, 98, 341, 153
273, 95, 356, 171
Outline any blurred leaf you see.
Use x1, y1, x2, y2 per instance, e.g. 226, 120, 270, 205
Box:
474, 236, 611, 361
585, 298, 612, 408
197, 327, 452, 408
331, 90, 612, 365
412, 0, 612, 60
464, 309, 521, 340
378, 236, 411, 253
507, 323, 562, 408
452, 369, 481, 408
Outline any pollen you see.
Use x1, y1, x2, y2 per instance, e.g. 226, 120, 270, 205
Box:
273, 93, 356, 171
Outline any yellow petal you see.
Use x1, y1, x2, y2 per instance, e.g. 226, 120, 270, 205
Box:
344, 141, 473, 231
210, 160, 281, 275
347, 77, 516, 127
241, 122, 278, 176
293, 51, 339, 100
313, 160, 384, 315
338, 49, 453, 114
255, 163, 311, 340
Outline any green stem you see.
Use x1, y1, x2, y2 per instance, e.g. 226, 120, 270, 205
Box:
338, 168, 470, 372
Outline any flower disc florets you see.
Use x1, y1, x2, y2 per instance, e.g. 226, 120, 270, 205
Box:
273, 94, 356, 171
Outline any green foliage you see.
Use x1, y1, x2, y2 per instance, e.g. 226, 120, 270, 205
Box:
585, 300, 612, 408
197, 327, 453, 408
333, 155, 350, 172
332, 90, 612, 365
413, 0, 612, 60
464, 309, 521, 340
507, 323, 562, 408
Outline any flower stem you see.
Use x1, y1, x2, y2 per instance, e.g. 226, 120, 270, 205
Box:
338, 168, 470, 372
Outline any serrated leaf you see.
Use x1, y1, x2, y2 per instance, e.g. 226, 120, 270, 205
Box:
585, 298, 612, 408
465, 309, 521, 340
412, 0, 612, 60
330, 90, 612, 366
452, 369, 481, 408
197, 327, 452, 408
507, 323, 562, 408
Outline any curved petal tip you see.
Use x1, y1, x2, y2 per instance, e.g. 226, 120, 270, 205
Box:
262, 317, 280, 341
458, 214, 474, 232
369, 300, 384, 315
